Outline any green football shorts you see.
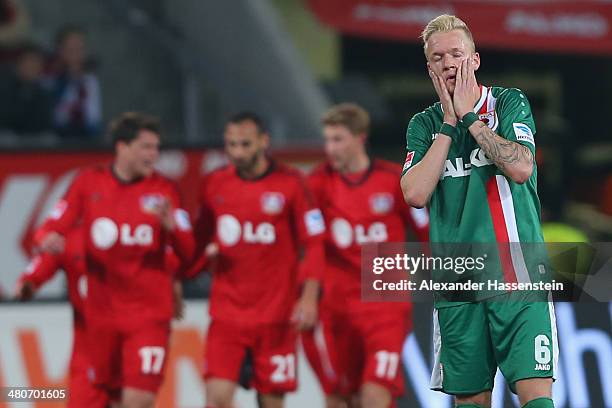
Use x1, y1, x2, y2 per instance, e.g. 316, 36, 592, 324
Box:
430, 294, 558, 395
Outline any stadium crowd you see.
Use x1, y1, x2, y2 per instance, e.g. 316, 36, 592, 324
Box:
0, 0, 101, 139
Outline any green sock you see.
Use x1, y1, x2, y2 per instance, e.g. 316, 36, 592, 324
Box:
522, 397, 554, 408
456, 404, 483, 408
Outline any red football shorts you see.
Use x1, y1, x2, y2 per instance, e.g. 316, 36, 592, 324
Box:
67, 322, 108, 408
204, 320, 298, 394
87, 320, 171, 394
302, 305, 411, 397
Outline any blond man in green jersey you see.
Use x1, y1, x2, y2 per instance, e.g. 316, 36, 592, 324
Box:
401, 14, 558, 408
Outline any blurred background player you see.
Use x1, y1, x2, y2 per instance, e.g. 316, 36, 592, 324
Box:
191, 111, 325, 408
402, 14, 557, 408
302, 103, 429, 408
15, 226, 185, 407
35, 112, 195, 408
14, 227, 106, 407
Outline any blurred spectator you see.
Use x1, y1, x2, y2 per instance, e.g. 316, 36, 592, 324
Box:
47, 25, 101, 138
0, 44, 53, 134
0, 0, 30, 63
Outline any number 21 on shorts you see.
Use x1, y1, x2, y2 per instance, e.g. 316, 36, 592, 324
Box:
270, 354, 296, 383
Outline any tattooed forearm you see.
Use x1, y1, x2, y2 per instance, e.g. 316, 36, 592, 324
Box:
471, 122, 533, 174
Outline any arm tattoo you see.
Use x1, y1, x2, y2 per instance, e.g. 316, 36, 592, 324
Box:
471, 123, 533, 172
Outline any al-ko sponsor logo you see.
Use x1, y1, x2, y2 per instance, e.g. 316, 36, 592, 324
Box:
441, 148, 493, 180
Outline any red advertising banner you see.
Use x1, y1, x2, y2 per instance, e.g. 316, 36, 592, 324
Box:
308, 0, 612, 55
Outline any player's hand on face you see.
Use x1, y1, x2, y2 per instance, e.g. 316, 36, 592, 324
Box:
291, 294, 318, 331
453, 58, 478, 119
15, 280, 34, 301
429, 68, 457, 125
39, 231, 65, 254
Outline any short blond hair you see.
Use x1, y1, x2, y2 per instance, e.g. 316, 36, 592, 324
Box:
421, 14, 475, 55
322, 103, 370, 136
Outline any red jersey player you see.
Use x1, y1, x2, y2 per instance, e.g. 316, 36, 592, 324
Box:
35, 112, 195, 408
16, 228, 185, 407
15, 227, 106, 407
191, 112, 325, 408
302, 103, 429, 408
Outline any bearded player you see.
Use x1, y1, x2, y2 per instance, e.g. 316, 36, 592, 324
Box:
35, 112, 195, 408
302, 103, 429, 408
401, 15, 558, 408
192, 112, 325, 408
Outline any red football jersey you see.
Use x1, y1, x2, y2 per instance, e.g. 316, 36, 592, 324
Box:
194, 161, 325, 324
308, 160, 429, 311
36, 165, 195, 326
19, 228, 87, 325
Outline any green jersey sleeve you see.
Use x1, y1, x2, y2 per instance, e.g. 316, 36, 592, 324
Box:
496, 88, 537, 156
403, 113, 433, 176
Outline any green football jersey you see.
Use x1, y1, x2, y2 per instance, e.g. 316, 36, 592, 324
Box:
403, 85, 547, 306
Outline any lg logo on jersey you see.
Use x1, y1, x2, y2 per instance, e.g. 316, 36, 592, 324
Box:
91, 217, 154, 249
331, 218, 388, 248
217, 214, 276, 246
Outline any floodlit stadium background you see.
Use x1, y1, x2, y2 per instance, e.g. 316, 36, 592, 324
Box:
0, 1, 610, 407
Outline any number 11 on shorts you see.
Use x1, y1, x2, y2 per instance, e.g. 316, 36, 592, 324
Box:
375, 351, 399, 380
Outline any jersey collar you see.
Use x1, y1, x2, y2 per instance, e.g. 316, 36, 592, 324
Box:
109, 163, 144, 185
235, 158, 275, 182
472, 84, 488, 113
337, 159, 374, 187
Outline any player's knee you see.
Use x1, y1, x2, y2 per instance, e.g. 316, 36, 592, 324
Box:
516, 377, 552, 406
455, 391, 491, 408
325, 394, 348, 408
206, 392, 234, 408
205, 378, 237, 408
205, 385, 235, 407
257, 392, 285, 408
121, 389, 155, 408
361, 382, 392, 408
521, 397, 555, 408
